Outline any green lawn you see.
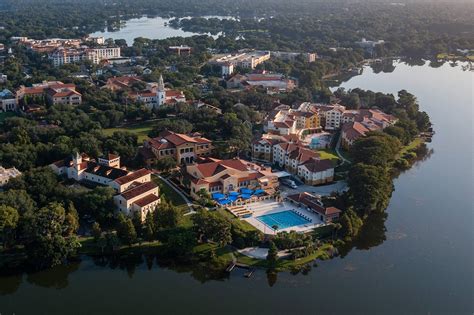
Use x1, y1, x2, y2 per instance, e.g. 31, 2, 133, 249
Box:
216, 207, 257, 232
152, 176, 187, 208
103, 120, 156, 143
315, 149, 340, 161
235, 243, 334, 271
398, 138, 423, 157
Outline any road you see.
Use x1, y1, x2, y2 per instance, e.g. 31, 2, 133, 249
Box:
155, 174, 195, 214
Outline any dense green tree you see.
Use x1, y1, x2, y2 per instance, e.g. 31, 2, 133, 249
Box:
351, 132, 401, 166
347, 163, 393, 216
155, 199, 183, 230
192, 209, 232, 246
91, 222, 102, 242
23, 202, 80, 269
339, 208, 364, 240
116, 213, 137, 246
0, 205, 20, 249
266, 241, 278, 266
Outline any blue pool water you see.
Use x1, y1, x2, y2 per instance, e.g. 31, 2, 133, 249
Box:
257, 210, 310, 230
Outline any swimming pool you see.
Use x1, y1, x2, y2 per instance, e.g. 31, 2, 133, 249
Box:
256, 210, 311, 230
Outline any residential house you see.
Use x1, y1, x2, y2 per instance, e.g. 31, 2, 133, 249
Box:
183, 158, 279, 199
287, 192, 341, 223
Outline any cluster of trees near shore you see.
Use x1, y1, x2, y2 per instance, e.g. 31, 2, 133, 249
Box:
335, 89, 431, 241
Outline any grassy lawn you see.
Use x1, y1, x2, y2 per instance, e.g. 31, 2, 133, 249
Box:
152, 175, 187, 209
102, 120, 155, 143
0, 111, 16, 122
216, 207, 257, 232
315, 149, 340, 162
235, 243, 334, 271
398, 138, 423, 157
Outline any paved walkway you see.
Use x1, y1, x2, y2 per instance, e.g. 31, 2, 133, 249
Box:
155, 174, 195, 214
335, 134, 351, 165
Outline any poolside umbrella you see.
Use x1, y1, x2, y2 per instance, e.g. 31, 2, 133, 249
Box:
254, 189, 265, 195
212, 193, 226, 200
240, 188, 254, 195
217, 198, 231, 205
229, 191, 240, 196
240, 194, 252, 200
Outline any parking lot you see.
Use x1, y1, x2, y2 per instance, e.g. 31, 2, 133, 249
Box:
279, 180, 348, 197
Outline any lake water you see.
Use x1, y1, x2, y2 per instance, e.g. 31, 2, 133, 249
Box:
89, 16, 229, 45
1, 61, 472, 314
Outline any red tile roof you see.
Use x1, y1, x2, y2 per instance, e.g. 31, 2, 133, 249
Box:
120, 181, 157, 200
115, 168, 151, 185
133, 194, 160, 207
287, 192, 341, 216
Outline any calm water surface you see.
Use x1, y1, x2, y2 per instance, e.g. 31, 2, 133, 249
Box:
89, 16, 228, 45
0, 61, 472, 314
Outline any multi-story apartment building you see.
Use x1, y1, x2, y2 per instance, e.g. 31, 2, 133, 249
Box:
211, 50, 271, 75
340, 109, 398, 148
264, 106, 319, 135
252, 134, 300, 162
48, 46, 121, 66
272, 142, 334, 185
183, 158, 279, 199
142, 131, 213, 165
271, 51, 317, 63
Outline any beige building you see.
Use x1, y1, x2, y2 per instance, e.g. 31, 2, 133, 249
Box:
50, 153, 159, 220
142, 131, 213, 165
183, 158, 279, 199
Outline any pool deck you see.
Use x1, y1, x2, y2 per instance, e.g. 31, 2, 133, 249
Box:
242, 200, 326, 235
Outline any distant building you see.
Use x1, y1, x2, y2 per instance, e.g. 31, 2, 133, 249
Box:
271, 51, 317, 63
16, 81, 82, 106
0, 166, 21, 186
226, 72, 296, 94
0, 89, 18, 111
50, 153, 159, 220
169, 45, 192, 56
104, 75, 185, 109
210, 50, 271, 75
48, 47, 121, 66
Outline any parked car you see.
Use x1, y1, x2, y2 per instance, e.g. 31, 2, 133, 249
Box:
282, 178, 297, 189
